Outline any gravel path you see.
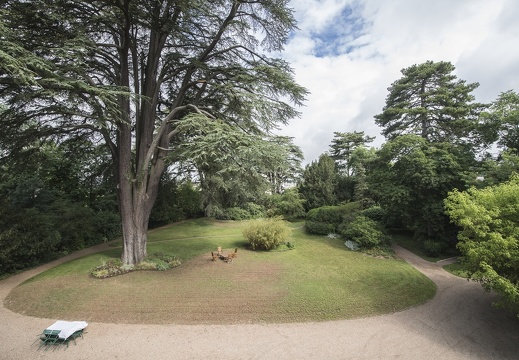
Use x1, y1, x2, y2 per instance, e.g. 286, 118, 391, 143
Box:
1, 243, 518, 359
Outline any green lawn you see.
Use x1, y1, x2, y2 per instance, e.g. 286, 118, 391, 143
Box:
5, 219, 436, 324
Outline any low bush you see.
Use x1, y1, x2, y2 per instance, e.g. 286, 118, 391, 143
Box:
305, 203, 360, 235
91, 259, 128, 278
244, 202, 266, 218
339, 216, 388, 249
243, 218, 291, 250
220, 207, 251, 220
305, 221, 335, 235
216, 204, 266, 221
267, 189, 306, 219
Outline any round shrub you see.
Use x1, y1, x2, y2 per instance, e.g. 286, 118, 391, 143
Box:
243, 218, 291, 250
360, 206, 387, 223
339, 216, 388, 249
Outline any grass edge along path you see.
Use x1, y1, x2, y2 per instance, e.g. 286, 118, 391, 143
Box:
5, 219, 436, 324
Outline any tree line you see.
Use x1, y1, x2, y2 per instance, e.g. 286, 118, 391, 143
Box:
297, 61, 519, 313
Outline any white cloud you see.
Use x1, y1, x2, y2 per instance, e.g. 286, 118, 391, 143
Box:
290, 0, 359, 34
278, 0, 519, 164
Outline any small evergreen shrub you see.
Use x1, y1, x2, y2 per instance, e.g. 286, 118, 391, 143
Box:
339, 216, 388, 249
154, 259, 169, 271
243, 218, 291, 250
268, 189, 306, 219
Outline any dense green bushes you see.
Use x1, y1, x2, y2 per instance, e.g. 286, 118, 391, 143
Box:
0, 141, 123, 277
243, 218, 291, 250
305, 203, 389, 249
214, 202, 266, 220
422, 240, 447, 257
360, 206, 387, 223
0, 201, 121, 276
339, 216, 388, 248
267, 188, 306, 219
305, 203, 360, 235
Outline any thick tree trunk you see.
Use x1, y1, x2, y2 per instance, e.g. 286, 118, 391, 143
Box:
114, 4, 165, 266
120, 215, 147, 265
120, 194, 151, 265
116, 156, 165, 265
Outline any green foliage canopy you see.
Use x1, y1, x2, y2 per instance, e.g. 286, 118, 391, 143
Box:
329, 131, 375, 177
445, 176, 519, 313
368, 135, 473, 239
481, 90, 519, 153
375, 61, 486, 144
299, 154, 337, 211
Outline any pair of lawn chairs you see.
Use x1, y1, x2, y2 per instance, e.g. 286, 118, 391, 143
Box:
36, 320, 88, 350
211, 247, 238, 263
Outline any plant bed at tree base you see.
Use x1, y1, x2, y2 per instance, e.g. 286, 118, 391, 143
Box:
91, 253, 181, 278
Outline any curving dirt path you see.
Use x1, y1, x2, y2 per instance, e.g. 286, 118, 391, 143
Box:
1, 244, 519, 359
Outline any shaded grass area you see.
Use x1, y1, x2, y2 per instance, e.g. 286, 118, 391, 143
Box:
390, 230, 459, 262
5, 219, 435, 324
443, 262, 470, 278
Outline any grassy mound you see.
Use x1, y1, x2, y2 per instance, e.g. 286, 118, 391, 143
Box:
5, 219, 435, 324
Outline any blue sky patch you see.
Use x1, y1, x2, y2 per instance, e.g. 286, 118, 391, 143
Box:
313, 5, 369, 57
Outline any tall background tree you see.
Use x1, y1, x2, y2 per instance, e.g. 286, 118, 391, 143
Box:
298, 153, 337, 211
367, 60, 489, 249
329, 131, 375, 203
374, 60, 486, 144
482, 90, 519, 153
0, 1, 307, 265
329, 131, 375, 177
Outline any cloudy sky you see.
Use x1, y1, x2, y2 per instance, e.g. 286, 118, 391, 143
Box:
275, 0, 519, 164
